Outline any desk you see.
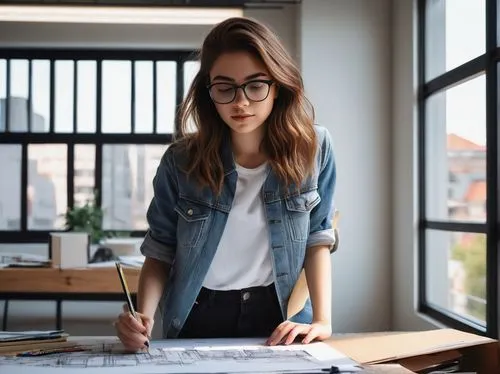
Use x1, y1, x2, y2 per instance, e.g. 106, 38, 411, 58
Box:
0, 267, 140, 330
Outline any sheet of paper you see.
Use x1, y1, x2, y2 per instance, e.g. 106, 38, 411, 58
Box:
0, 337, 360, 373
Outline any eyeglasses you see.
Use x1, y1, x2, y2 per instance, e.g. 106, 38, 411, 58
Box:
207, 79, 274, 104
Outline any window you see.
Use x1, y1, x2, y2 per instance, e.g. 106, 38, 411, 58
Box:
0, 49, 200, 242
418, 0, 499, 338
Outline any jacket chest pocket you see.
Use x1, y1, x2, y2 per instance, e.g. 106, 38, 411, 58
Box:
285, 190, 321, 242
174, 199, 212, 248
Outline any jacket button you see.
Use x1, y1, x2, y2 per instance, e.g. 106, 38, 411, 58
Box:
187, 208, 193, 216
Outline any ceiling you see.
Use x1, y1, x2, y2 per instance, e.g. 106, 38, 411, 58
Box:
0, 0, 301, 7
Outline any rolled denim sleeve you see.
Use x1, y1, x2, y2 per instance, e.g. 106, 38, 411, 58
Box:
140, 148, 178, 265
307, 127, 336, 251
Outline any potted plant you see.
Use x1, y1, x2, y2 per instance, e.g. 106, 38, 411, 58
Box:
64, 191, 104, 245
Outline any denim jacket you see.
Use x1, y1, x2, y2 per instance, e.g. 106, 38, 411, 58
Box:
140, 125, 336, 338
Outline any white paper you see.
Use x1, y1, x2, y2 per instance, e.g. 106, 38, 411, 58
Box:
0, 337, 360, 373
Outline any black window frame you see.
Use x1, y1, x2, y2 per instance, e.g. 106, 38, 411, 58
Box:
417, 0, 500, 338
0, 48, 197, 243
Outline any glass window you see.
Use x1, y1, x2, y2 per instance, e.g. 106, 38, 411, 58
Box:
31, 59, 50, 133
134, 61, 154, 134
425, 0, 486, 81
0, 50, 193, 242
28, 144, 67, 230
156, 61, 176, 134
74, 145, 96, 208
55, 60, 75, 133
425, 75, 486, 222
0, 145, 21, 230
9, 59, 29, 133
184, 60, 200, 98
426, 230, 486, 324
102, 60, 132, 133
77, 61, 97, 133
183, 61, 200, 134
101, 144, 167, 231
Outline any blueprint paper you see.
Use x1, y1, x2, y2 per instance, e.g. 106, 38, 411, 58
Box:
0, 337, 358, 373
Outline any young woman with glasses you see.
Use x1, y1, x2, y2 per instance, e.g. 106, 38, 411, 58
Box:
114, 16, 337, 351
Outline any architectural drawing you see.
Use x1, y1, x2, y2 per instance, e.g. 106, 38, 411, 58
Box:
0, 342, 317, 369
0, 338, 358, 373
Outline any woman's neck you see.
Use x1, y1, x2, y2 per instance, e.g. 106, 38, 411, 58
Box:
231, 129, 267, 169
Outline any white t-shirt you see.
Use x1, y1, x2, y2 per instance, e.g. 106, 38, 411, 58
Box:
202, 161, 274, 290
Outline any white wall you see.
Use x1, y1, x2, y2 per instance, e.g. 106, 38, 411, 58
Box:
391, 0, 440, 331
299, 0, 392, 332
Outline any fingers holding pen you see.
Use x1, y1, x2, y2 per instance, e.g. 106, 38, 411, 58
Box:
115, 304, 154, 352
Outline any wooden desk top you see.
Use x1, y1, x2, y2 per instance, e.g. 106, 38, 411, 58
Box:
0, 267, 140, 294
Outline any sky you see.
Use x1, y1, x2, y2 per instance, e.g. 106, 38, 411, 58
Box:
443, 0, 486, 146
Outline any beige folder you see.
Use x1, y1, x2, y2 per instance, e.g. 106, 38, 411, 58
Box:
286, 211, 340, 319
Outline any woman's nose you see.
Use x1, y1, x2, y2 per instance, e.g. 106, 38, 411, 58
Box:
233, 87, 250, 106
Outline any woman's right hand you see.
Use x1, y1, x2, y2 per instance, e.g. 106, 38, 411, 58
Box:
114, 304, 154, 352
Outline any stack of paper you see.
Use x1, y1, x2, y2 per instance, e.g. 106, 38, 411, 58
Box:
0, 330, 70, 355
0, 253, 51, 268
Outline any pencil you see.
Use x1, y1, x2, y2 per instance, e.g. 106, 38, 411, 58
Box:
115, 262, 137, 318
115, 262, 149, 349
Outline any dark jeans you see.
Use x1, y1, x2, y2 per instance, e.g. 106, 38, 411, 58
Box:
178, 283, 284, 339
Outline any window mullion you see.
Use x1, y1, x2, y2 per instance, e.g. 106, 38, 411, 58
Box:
485, 0, 499, 339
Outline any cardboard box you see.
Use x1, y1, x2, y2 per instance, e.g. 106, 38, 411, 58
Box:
329, 329, 499, 373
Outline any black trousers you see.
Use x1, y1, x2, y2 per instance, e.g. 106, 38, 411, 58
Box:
178, 283, 284, 339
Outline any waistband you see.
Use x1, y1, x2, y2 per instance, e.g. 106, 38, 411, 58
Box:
197, 283, 276, 302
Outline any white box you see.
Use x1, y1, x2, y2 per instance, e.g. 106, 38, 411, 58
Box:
50, 232, 90, 269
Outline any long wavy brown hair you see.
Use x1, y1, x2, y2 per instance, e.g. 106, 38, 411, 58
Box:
177, 17, 317, 195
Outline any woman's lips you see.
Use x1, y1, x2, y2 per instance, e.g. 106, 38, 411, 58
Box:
231, 115, 254, 121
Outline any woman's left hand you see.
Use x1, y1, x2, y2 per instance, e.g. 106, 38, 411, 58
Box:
266, 320, 332, 346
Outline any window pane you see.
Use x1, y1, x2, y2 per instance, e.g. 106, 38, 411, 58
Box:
31, 60, 50, 133
134, 61, 153, 134
0, 145, 21, 230
156, 61, 176, 134
425, 75, 486, 222
77, 61, 96, 133
74, 145, 95, 208
54, 61, 74, 133
183, 61, 200, 134
102, 144, 166, 230
426, 0, 486, 81
0, 60, 6, 131
426, 230, 486, 324
9, 59, 29, 133
102, 60, 131, 133
184, 61, 199, 99
28, 144, 67, 230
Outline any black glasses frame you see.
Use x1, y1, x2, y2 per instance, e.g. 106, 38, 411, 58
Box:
207, 79, 274, 104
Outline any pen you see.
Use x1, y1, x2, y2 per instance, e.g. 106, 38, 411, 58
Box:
115, 262, 150, 348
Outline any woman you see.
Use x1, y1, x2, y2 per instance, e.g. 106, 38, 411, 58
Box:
115, 16, 336, 351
